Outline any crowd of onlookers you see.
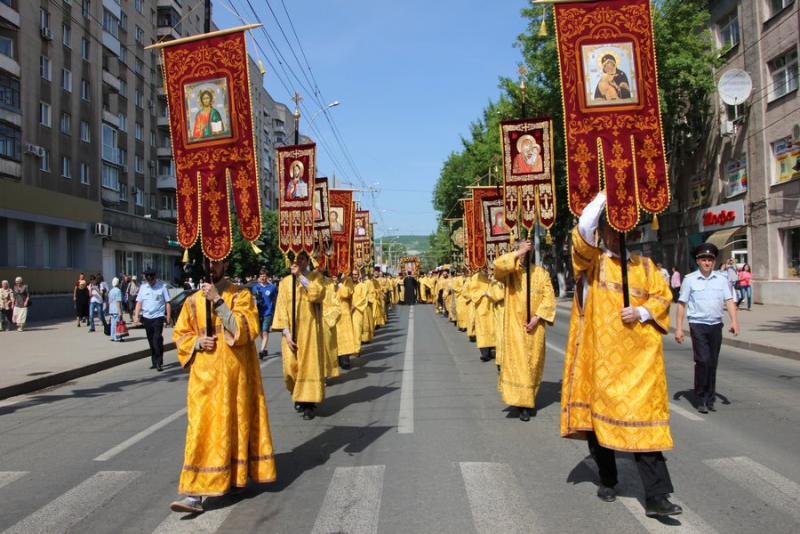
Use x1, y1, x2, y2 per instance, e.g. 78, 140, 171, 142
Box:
0, 277, 30, 331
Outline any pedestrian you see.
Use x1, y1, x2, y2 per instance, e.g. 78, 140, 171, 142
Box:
97, 273, 110, 317
73, 273, 86, 325
108, 277, 124, 342
493, 239, 556, 422
126, 275, 139, 322
169, 259, 277, 514
133, 267, 172, 371
272, 251, 326, 420
87, 275, 107, 333
675, 242, 740, 414
737, 263, 752, 310
725, 258, 740, 304
670, 266, 681, 303
12, 276, 30, 331
657, 262, 670, 284
0, 280, 13, 331
251, 269, 278, 360
561, 191, 682, 518
74, 280, 90, 327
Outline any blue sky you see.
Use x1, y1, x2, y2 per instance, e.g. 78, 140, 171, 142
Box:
216, 1, 531, 237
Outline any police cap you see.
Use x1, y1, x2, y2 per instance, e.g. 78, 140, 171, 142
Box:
693, 243, 719, 259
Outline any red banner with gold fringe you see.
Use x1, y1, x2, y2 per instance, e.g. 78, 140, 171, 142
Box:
277, 144, 316, 255
554, 0, 669, 231
353, 210, 370, 268
463, 199, 474, 269
328, 189, 354, 277
158, 29, 262, 260
313, 178, 333, 269
474, 187, 519, 269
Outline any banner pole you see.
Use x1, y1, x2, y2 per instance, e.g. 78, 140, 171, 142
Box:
203, 0, 212, 337
619, 232, 630, 307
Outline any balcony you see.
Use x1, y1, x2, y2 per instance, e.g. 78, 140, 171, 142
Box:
157, 114, 170, 128
0, 53, 20, 78
157, 0, 183, 12
102, 110, 120, 128
102, 31, 121, 56
0, 1, 20, 29
157, 174, 176, 190
102, 70, 121, 93
156, 26, 181, 41
157, 146, 172, 158
101, 187, 121, 205
158, 208, 177, 220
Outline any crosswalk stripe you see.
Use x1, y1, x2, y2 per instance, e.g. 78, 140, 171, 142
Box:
1, 471, 141, 534
0, 472, 27, 490
460, 462, 546, 534
152, 502, 237, 534
311, 465, 385, 534
546, 342, 565, 355
668, 402, 705, 421
704, 456, 800, 523
94, 408, 187, 462
398, 308, 414, 434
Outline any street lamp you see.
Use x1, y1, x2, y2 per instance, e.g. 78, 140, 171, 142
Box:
306, 101, 340, 133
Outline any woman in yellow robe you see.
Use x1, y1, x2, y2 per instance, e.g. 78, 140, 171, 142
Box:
322, 276, 341, 378
470, 270, 496, 361
172, 268, 276, 510
493, 242, 556, 420
336, 275, 357, 365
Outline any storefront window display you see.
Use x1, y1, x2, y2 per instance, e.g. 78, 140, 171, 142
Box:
784, 227, 800, 278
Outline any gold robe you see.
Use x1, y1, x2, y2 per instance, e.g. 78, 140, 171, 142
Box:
173, 283, 276, 496
561, 227, 673, 452
447, 279, 457, 322
372, 278, 387, 326
494, 252, 556, 408
354, 280, 373, 344
470, 272, 496, 349
336, 277, 358, 357
272, 271, 326, 403
434, 276, 446, 312
466, 274, 477, 338
322, 278, 341, 378
453, 276, 468, 330
486, 279, 505, 366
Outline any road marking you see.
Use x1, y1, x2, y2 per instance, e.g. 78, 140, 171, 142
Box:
460, 462, 546, 534
0, 472, 27, 490
398, 307, 414, 434
668, 402, 705, 421
1, 471, 141, 534
546, 342, 565, 355
152, 501, 237, 534
705, 456, 800, 523
94, 408, 187, 461
311, 465, 385, 534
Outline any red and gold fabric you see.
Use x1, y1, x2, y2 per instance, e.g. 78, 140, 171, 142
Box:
328, 190, 355, 277
554, 0, 669, 231
353, 210, 371, 268
463, 199, 474, 269
157, 28, 262, 260
473, 186, 517, 269
277, 144, 317, 255
500, 117, 557, 234
313, 178, 333, 270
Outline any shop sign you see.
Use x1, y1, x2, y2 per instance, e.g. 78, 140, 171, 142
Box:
698, 199, 744, 231
773, 138, 800, 184
689, 174, 708, 207
726, 156, 747, 197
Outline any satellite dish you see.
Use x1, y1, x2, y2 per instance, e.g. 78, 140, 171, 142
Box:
718, 69, 753, 106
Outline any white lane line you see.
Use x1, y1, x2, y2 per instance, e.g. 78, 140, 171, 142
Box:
398, 307, 414, 434
546, 342, 565, 355
94, 408, 187, 461
311, 465, 385, 534
460, 462, 546, 534
152, 501, 237, 534
668, 402, 705, 421
0, 472, 27, 490
1, 471, 141, 534
704, 456, 800, 523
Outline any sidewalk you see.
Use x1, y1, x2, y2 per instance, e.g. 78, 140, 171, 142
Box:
2, 301, 798, 401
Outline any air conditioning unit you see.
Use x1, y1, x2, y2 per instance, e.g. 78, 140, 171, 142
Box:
122, 165, 129, 173
24, 144, 44, 157
792, 123, 800, 142
148, 160, 156, 169
720, 120, 735, 137
41, 27, 54, 41
94, 223, 112, 238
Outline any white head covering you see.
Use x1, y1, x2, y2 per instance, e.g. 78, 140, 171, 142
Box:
112, 277, 120, 287
15, 277, 23, 283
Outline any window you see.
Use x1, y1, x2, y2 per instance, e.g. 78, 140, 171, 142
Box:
135, 155, 143, 173
81, 0, 89, 18
102, 9, 119, 39
770, 0, 794, 18
61, 156, 72, 178
0, 37, 12, 58
135, 90, 143, 108
135, 188, 144, 206
80, 162, 90, 184
62, 25, 71, 47
118, 47, 126, 63
81, 38, 90, 60
769, 49, 798, 100
80, 121, 90, 142
40, 8, 51, 30
150, 192, 156, 210
135, 26, 144, 45
40, 56, 52, 80
61, 69, 72, 92
60, 112, 71, 133
783, 227, 800, 277
102, 163, 119, 190
120, 12, 127, 31
135, 122, 143, 140
135, 0, 143, 14
119, 181, 127, 201
150, 131, 156, 147
119, 79, 126, 97
0, 73, 21, 112
0, 123, 21, 161
102, 124, 118, 163
718, 9, 739, 49
40, 148, 51, 172
135, 57, 143, 76
39, 102, 52, 127
81, 79, 90, 100
118, 113, 127, 132
119, 148, 126, 166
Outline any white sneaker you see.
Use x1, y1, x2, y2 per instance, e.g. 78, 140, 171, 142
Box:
170, 496, 203, 514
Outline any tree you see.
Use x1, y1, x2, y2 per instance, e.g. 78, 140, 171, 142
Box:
228, 209, 287, 280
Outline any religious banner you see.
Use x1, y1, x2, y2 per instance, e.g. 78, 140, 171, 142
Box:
463, 199, 474, 269
449, 219, 465, 251
475, 187, 518, 269
313, 178, 333, 263
554, 0, 669, 231
155, 27, 262, 260
500, 117, 556, 234
277, 143, 316, 255
353, 209, 370, 268
328, 189, 354, 277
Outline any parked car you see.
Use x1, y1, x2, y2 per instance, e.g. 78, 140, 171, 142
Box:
168, 288, 199, 325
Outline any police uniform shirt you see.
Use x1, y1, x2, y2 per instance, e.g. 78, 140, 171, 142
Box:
137, 280, 171, 319
679, 270, 732, 326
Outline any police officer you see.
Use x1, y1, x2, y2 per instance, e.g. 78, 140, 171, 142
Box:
674, 243, 740, 414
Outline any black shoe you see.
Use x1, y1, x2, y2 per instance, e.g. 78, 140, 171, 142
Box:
303, 407, 315, 420
294, 403, 303, 413
707, 403, 716, 412
497, 365, 501, 374
149, 365, 157, 370
519, 408, 531, 422
469, 336, 476, 343
480, 355, 491, 362
339, 355, 351, 370
697, 403, 708, 414
597, 485, 616, 502
645, 495, 682, 517
156, 365, 163, 372
259, 350, 267, 360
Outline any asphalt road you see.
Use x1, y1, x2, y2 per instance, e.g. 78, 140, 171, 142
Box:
0, 303, 798, 534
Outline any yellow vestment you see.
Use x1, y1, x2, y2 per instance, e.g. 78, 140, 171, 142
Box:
494, 252, 556, 408
354, 280, 373, 344
322, 278, 341, 378
466, 274, 476, 338
336, 277, 358, 357
561, 227, 674, 452
173, 283, 276, 496
486, 279, 505, 366
453, 276, 467, 330
470, 272, 496, 349
372, 278, 387, 326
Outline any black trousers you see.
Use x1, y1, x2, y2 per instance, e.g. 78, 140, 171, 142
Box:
587, 432, 674, 499
689, 322, 723, 406
142, 316, 165, 367
479, 347, 495, 360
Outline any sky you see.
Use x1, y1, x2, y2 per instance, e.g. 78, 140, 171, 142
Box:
215, 0, 532, 238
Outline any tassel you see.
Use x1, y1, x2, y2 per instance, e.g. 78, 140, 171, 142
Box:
258, 59, 266, 76
545, 229, 552, 245
284, 255, 291, 268
182, 249, 189, 263
652, 214, 660, 230
250, 242, 263, 254
538, 8, 547, 37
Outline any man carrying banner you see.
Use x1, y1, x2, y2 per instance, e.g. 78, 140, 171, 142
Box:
560, 191, 681, 517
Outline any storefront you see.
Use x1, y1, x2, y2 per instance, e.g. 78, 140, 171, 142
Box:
697, 200, 748, 265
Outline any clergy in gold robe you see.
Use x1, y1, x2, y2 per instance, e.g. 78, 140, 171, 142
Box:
486, 277, 505, 369
335, 274, 357, 368
272, 251, 326, 420
356, 269, 374, 344
560, 191, 681, 517
434, 273, 448, 313
453, 273, 468, 331
170, 260, 276, 514
470, 270, 496, 362
493, 242, 556, 421
322, 275, 342, 379
371, 272, 387, 327
466, 272, 477, 340
446, 277, 457, 323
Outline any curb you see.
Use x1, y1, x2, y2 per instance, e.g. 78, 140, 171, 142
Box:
0, 342, 177, 401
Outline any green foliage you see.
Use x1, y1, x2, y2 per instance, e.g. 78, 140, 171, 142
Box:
228, 209, 287, 280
